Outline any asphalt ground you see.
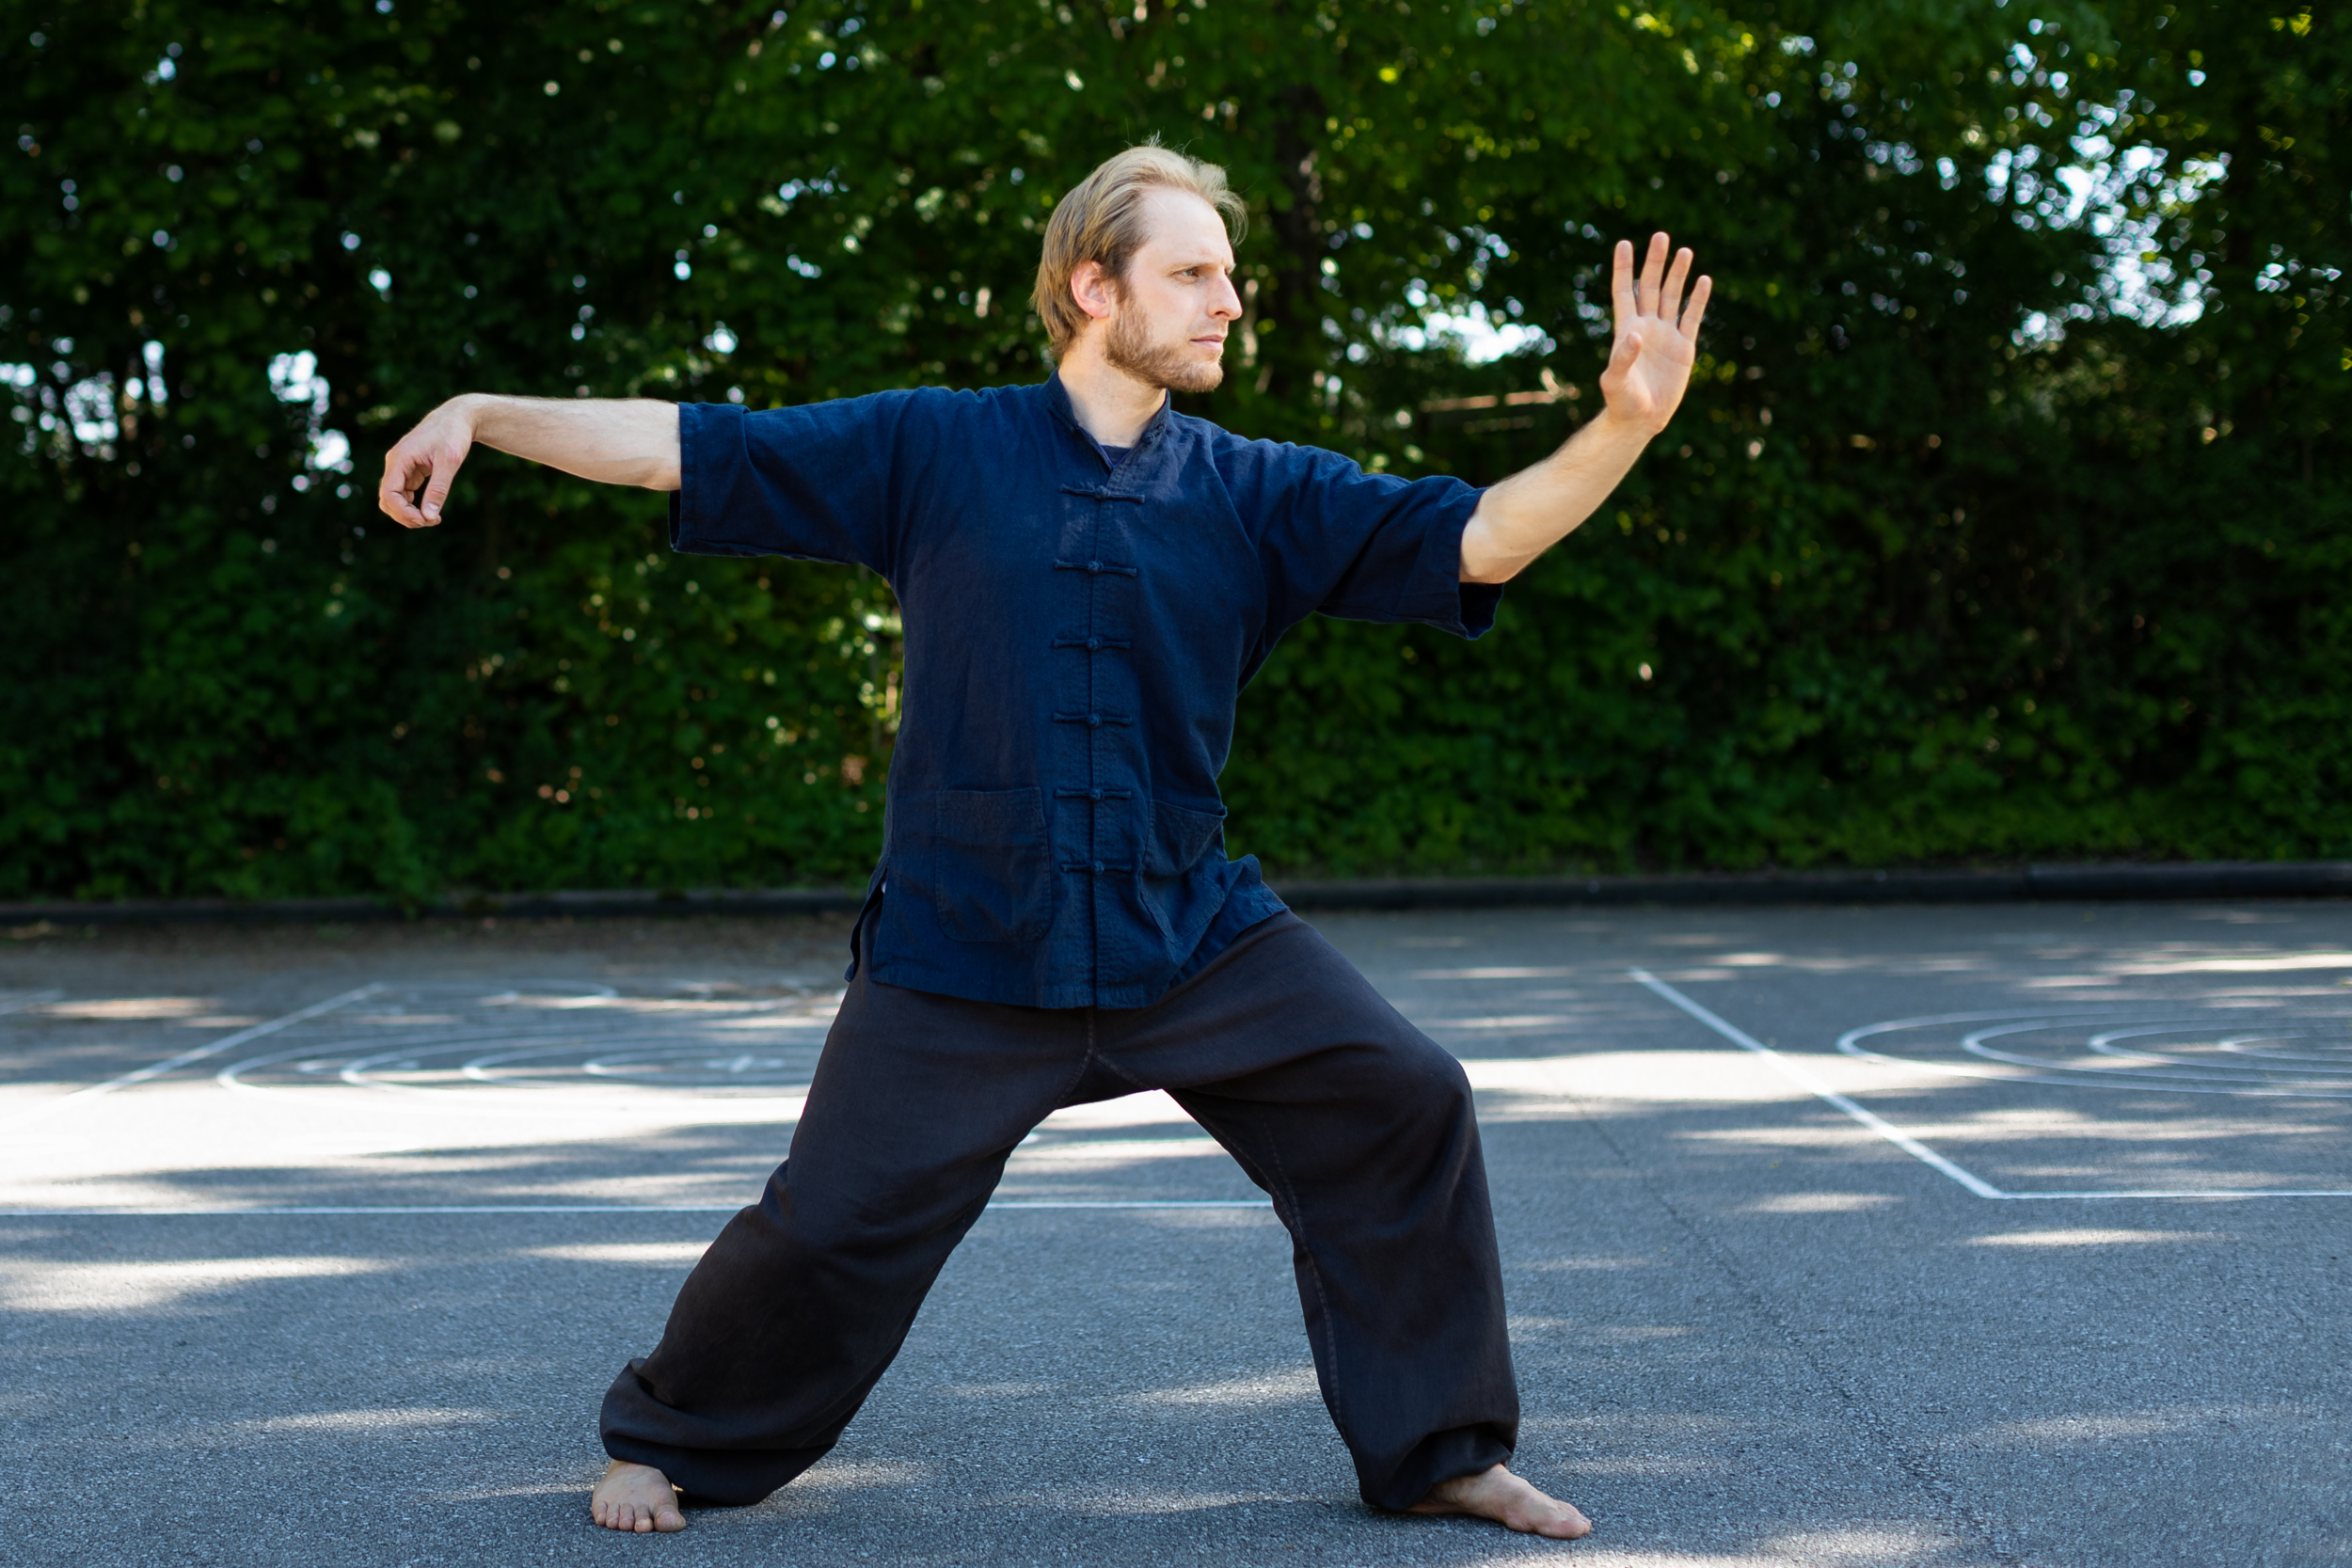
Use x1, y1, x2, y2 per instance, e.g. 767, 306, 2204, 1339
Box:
2, 901, 2346, 1567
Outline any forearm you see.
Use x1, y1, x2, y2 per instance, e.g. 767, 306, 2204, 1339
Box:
1458, 408, 1656, 583
380, 390, 684, 528
461, 394, 682, 491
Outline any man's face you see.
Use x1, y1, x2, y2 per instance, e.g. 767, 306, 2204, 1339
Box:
1097, 188, 1243, 394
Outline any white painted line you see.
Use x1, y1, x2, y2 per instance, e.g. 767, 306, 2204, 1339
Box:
1838, 1013, 2352, 1098
0, 1199, 1276, 1218
0, 983, 382, 1128
1634, 973, 2352, 1201
1969, 1190, 2352, 1201
1629, 969, 2008, 1197
0, 1205, 751, 1216
987, 1200, 1271, 1211
1957, 1019, 2352, 1096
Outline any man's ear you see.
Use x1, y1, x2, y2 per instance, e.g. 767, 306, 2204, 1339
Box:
1070, 260, 1116, 323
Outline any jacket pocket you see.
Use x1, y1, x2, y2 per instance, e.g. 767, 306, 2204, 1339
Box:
1146, 798, 1227, 879
930, 787, 1055, 943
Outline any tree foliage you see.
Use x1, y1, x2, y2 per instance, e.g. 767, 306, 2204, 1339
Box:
3, 0, 2344, 900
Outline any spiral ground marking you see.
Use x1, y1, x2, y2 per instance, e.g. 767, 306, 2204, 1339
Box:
1636, 974, 2352, 1200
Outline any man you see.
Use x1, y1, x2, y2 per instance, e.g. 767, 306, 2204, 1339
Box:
380, 144, 1708, 1542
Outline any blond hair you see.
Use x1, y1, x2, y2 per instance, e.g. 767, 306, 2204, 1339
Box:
1031, 142, 1247, 358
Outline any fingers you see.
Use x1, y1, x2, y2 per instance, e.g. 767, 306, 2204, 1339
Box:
375, 402, 476, 528
1678, 273, 1714, 341
418, 442, 467, 524
1599, 326, 1648, 416
1615, 233, 1705, 336
1659, 245, 1694, 325
377, 447, 431, 529
1635, 231, 1669, 318
377, 438, 468, 528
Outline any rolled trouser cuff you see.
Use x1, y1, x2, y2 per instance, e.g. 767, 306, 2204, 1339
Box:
1361, 1420, 1517, 1513
600, 1358, 837, 1506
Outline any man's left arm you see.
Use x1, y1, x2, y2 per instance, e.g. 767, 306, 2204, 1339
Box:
1459, 234, 1712, 584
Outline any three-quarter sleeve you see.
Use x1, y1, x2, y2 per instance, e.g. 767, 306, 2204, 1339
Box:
1227, 438, 1503, 641
669, 391, 928, 579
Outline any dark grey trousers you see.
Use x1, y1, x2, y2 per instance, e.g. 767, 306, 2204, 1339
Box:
599, 910, 1518, 1511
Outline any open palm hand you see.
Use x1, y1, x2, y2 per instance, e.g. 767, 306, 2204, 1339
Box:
1597, 232, 1711, 434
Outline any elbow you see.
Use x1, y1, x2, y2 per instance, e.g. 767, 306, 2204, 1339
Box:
1457, 542, 1524, 585
1455, 512, 1524, 585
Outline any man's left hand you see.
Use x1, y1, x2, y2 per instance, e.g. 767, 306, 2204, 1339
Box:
1597, 232, 1711, 434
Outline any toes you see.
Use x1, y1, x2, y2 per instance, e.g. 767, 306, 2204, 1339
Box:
1530, 1507, 1592, 1540
586, 1488, 686, 1534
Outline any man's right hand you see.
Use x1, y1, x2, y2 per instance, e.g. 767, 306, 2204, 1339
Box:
378, 395, 480, 529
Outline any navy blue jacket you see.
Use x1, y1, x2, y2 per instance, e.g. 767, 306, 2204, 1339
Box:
671, 374, 1501, 1008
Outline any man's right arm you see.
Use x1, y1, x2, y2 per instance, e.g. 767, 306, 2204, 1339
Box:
377, 394, 681, 530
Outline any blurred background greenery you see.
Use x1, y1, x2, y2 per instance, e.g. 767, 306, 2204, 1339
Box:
2, 0, 2344, 902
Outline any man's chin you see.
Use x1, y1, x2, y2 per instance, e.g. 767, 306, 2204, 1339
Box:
1163, 360, 1225, 395
1106, 332, 1225, 395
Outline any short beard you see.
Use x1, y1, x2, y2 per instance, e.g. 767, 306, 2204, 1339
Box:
1102, 283, 1224, 394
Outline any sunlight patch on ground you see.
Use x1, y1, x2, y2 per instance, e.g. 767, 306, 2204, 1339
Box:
526, 1242, 710, 1265
1565, 1454, 1728, 1477
0, 1253, 389, 1310
789, 1458, 930, 1491
941, 1382, 1059, 1400
1033, 1091, 1196, 1131
1967, 1406, 2289, 1445
34, 996, 220, 1020
1739, 1193, 1899, 1213
1963, 1227, 2223, 1247
224, 1406, 501, 1436
2117, 951, 2352, 974
1463, 1053, 1846, 1104
1009, 1136, 1228, 1170
1742, 1527, 1979, 1566
1131, 1367, 1320, 1407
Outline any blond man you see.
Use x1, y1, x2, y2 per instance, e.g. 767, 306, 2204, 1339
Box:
382, 143, 1709, 1542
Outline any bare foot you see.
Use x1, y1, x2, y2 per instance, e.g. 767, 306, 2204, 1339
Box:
1409, 1463, 1592, 1539
590, 1458, 687, 1534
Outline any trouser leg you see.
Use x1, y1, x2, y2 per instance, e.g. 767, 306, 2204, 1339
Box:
1105, 916, 1519, 1511
598, 947, 1090, 1504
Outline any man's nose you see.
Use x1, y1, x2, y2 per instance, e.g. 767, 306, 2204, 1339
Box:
1210, 276, 1244, 320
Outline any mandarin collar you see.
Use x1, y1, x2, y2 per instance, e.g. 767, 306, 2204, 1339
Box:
1042, 371, 1173, 454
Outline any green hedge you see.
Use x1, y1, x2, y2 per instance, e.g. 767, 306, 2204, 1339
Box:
4, 0, 2345, 901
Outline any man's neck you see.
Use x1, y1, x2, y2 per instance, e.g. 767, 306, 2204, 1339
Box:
1056, 341, 1168, 448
